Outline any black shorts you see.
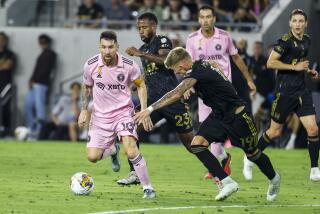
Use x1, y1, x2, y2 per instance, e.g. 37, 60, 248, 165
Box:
197, 108, 258, 154
270, 90, 316, 124
149, 100, 193, 134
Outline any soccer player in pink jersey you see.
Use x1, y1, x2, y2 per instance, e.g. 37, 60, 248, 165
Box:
185, 5, 256, 179
78, 31, 156, 199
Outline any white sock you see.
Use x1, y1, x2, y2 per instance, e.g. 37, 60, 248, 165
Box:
286, 133, 296, 148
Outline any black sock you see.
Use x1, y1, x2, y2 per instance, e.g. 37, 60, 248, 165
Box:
258, 132, 273, 151
249, 152, 276, 180
308, 136, 319, 168
127, 140, 140, 171
191, 145, 228, 180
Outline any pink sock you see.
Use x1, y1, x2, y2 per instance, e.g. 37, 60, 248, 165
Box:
100, 145, 116, 160
211, 143, 227, 160
130, 153, 152, 188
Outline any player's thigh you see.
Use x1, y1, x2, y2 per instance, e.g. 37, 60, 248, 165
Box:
161, 105, 193, 134
300, 114, 319, 136
227, 109, 259, 154
270, 92, 297, 124
196, 114, 227, 145
87, 123, 116, 154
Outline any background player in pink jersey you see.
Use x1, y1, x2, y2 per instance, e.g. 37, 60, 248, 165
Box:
78, 31, 156, 199
185, 5, 256, 179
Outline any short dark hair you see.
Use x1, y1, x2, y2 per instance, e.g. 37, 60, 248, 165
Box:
100, 31, 117, 43
38, 34, 52, 44
138, 12, 158, 25
199, 5, 215, 16
290, 9, 307, 21
70, 81, 81, 89
0, 32, 9, 48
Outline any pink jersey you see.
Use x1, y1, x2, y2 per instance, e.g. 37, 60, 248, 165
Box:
186, 27, 237, 80
83, 53, 141, 126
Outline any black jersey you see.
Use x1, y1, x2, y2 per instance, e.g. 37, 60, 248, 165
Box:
139, 35, 179, 102
273, 31, 311, 95
184, 60, 245, 121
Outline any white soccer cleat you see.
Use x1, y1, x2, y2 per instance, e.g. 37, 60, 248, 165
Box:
267, 172, 281, 202
215, 177, 239, 201
117, 171, 140, 185
243, 155, 253, 181
111, 143, 121, 172
143, 189, 156, 199
310, 167, 320, 182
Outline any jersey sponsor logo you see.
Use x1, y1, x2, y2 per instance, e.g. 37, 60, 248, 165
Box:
117, 73, 125, 82
96, 82, 105, 90
199, 54, 222, 60
88, 56, 98, 65
107, 84, 126, 90
122, 57, 133, 65
215, 44, 222, 50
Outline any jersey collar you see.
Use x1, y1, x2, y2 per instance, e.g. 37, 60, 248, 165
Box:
199, 27, 220, 39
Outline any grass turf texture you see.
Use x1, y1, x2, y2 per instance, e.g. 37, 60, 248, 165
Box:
0, 141, 320, 214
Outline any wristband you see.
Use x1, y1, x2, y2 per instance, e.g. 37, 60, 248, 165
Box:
147, 106, 154, 113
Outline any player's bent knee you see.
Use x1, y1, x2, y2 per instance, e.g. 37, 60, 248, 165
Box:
246, 149, 262, 162
191, 136, 209, 146
267, 128, 281, 138
87, 155, 100, 163
307, 126, 319, 136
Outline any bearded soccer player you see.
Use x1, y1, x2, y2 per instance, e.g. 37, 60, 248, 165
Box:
134, 47, 280, 201
78, 31, 156, 198
116, 12, 194, 185
185, 5, 256, 179
244, 9, 320, 181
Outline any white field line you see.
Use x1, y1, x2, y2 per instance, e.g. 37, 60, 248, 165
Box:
89, 204, 320, 214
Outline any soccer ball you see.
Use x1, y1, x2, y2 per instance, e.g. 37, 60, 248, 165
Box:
14, 126, 29, 141
70, 172, 94, 195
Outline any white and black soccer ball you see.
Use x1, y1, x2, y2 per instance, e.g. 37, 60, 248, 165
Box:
70, 172, 94, 195
14, 126, 29, 141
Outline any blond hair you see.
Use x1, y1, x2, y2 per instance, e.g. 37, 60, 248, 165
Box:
164, 47, 191, 69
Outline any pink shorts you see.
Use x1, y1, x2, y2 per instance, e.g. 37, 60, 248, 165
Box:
198, 98, 212, 123
87, 113, 138, 150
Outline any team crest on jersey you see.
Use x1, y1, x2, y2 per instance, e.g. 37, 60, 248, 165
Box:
161, 38, 167, 43
117, 73, 125, 82
97, 67, 102, 78
215, 44, 222, 50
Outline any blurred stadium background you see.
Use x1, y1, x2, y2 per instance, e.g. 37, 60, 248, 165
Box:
0, 0, 320, 146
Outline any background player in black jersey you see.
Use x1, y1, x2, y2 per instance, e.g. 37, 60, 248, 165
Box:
134, 47, 281, 201
116, 12, 194, 185
244, 9, 320, 182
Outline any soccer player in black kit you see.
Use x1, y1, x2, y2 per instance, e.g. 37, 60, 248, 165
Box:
117, 12, 194, 185
244, 9, 320, 181
134, 47, 281, 201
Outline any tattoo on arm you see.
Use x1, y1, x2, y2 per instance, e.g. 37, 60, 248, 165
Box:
151, 78, 197, 111
81, 84, 92, 110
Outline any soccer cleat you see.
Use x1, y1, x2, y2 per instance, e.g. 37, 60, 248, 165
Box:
310, 167, 320, 182
267, 172, 281, 201
117, 171, 140, 185
221, 153, 232, 175
111, 143, 121, 172
143, 189, 156, 199
243, 155, 253, 181
215, 177, 239, 201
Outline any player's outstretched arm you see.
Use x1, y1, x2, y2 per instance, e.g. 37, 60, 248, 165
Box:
133, 78, 197, 124
267, 50, 309, 72
126, 47, 170, 65
231, 54, 256, 95
78, 84, 92, 129
133, 76, 153, 131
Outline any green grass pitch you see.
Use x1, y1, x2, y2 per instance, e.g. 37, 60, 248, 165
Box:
1, 141, 320, 214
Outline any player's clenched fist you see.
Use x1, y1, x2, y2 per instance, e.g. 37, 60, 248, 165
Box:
78, 110, 89, 128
